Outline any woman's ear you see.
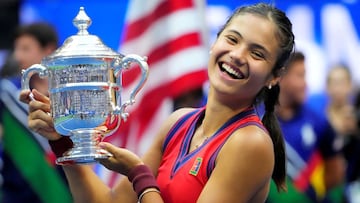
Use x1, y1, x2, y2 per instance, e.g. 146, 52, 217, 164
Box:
266, 78, 279, 89
271, 77, 281, 87
277, 67, 286, 77
267, 67, 285, 88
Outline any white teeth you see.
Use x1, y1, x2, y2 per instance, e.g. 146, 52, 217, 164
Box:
221, 63, 242, 78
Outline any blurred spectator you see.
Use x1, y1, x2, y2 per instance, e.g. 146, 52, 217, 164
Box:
267, 51, 345, 203
310, 64, 358, 203
13, 22, 59, 95
342, 90, 360, 203
0, 22, 72, 203
325, 65, 357, 137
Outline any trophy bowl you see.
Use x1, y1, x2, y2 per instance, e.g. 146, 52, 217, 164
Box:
21, 7, 149, 165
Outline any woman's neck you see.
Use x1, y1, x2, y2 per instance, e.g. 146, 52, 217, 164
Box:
203, 90, 252, 135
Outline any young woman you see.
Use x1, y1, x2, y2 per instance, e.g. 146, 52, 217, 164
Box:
20, 3, 295, 203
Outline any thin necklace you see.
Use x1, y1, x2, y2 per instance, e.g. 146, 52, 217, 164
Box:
194, 124, 210, 149
195, 136, 209, 149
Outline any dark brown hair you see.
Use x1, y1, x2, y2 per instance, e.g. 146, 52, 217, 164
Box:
15, 22, 58, 48
217, 3, 295, 191
284, 51, 305, 71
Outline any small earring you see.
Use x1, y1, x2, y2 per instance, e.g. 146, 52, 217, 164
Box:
268, 84, 272, 89
209, 50, 212, 55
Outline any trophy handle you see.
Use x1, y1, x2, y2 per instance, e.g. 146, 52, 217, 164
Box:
21, 64, 48, 91
114, 54, 149, 120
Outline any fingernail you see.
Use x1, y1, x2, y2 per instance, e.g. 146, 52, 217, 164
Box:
98, 142, 106, 148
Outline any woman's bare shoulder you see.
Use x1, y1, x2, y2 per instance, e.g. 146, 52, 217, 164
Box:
219, 125, 275, 171
228, 125, 274, 156
199, 125, 274, 202
163, 107, 197, 128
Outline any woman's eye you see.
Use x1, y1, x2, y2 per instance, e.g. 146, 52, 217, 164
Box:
251, 51, 264, 59
226, 36, 237, 44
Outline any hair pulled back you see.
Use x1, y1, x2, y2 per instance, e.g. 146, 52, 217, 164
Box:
217, 3, 295, 191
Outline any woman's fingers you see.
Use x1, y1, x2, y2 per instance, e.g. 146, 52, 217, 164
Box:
27, 95, 59, 139
19, 90, 32, 104
28, 111, 53, 131
99, 142, 121, 156
20, 88, 60, 140
98, 142, 143, 176
28, 113, 60, 140
31, 89, 50, 104
29, 99, 51, 118
19, 89, 50, 105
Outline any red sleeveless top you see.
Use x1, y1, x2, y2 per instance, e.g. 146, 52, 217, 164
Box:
156, 106, 266, 203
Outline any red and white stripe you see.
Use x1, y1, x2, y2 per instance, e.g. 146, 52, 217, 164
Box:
98, 0, 208, 186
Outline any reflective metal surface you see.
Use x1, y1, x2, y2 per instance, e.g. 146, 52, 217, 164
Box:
21, 7, 148, 164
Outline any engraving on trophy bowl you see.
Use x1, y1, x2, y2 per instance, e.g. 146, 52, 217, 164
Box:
49, 61, 117, 135
21, 7, 149, 165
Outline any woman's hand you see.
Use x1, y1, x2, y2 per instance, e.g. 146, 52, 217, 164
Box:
19, 89, 33, 104
98, 142, 143, 176
21, 89, 61, 141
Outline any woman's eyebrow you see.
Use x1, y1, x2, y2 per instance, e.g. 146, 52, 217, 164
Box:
228, 29, 271, 58
228, 29, 243, 38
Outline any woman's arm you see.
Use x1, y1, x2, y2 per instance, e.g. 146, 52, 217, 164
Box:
21, 89, 115, 202
197, 125, 275, 203
100, 108, 195, 203
20, 89, 193, 203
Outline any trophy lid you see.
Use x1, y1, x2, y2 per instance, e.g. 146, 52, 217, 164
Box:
44, 7, 119, 61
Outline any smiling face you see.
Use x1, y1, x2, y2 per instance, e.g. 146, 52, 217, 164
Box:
208, 13, 280, 104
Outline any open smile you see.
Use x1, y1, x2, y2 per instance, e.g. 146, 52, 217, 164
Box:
219, 62, 245, 79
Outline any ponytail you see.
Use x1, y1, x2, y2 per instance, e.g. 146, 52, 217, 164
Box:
217, 1, 294, 192
261, 84, 286, 191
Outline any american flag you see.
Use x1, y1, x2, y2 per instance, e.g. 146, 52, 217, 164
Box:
97, 0, 209, 186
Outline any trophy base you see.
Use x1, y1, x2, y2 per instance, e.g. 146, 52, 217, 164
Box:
55, 129, 113, 165
56, 147, 112, 165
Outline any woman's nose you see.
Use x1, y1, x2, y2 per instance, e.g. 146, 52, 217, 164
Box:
229, 46, 247, 65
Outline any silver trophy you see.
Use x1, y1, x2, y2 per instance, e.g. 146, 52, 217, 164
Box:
21, 7, 149, 165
